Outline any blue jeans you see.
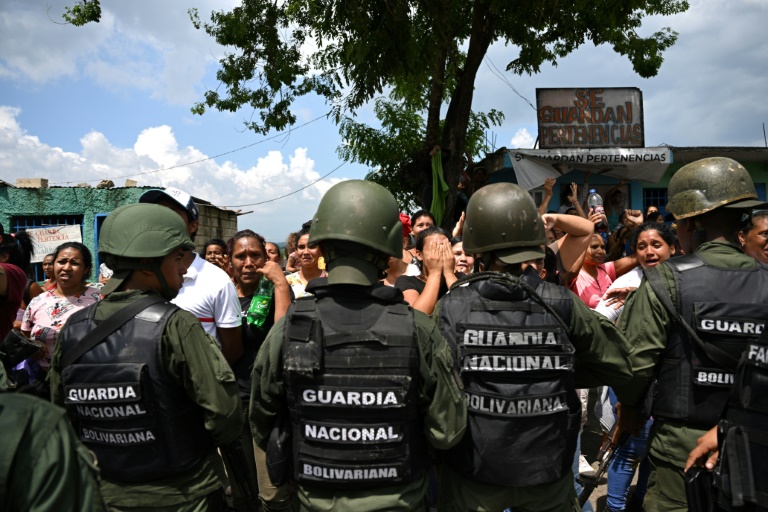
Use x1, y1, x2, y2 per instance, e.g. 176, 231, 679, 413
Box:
606, 389, 652, 511
573, 431, 595, 512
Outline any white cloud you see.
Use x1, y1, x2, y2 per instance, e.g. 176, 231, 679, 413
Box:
510, 128, 535, 149
0, 0, 238, 104
0, 106, 346, 239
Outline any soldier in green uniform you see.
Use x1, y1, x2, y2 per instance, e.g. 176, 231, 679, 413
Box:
249, 180, 466, 512
434, 182, 637, 512
49, 203, 244, 512
0, 364, 107, 512
617, 157, 768, 512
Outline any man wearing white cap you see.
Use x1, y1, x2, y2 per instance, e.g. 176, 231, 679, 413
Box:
140, 187, 243, 363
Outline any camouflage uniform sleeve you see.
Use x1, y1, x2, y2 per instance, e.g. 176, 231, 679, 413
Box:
413, 310, 466, 450
614, 268, 675, 406
249, 316, 287, 448
162, 309, 244, 446
3, 395, 107, 512
568, 294, 633, 389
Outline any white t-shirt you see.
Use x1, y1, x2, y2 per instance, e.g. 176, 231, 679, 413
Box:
593, 266, 643, 323
172, 253, 241, 342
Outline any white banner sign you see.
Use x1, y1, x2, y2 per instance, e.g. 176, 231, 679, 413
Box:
28, 225, 83, 263
508, 148, 672, 190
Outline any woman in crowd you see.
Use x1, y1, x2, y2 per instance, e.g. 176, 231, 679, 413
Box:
403, 210, 436, 266
285, 226, 326, 298
567, 209, 643, 309
737, 209, 768, 264
593, 222, 679, 512
41, 253, 56, 289
22, 242, 101, 375
264, 241, 282, 265
450, 236, 475, 274
0, 227, 34, 340
395, 227, 458, 315
202, 238, 231, 274
227, 229, 291, 508
284, 231, 301, 273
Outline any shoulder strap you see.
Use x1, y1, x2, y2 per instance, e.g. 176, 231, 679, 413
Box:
643, 266, 739, 369
61, 296, 167, 368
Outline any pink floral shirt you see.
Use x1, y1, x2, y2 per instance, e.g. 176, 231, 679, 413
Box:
568, 261, 617, 309
22, 287, 102, 368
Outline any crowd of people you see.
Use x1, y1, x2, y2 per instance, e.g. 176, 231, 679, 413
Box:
0, 156, 766, 512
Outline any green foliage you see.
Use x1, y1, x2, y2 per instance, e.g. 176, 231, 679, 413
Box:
343, 97, 504, 210
62, 0, 101, 26
63, 0, 689, 220
188, 0, 687, 219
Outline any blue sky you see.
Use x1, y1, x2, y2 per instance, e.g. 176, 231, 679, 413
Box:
1, 0, 767, 241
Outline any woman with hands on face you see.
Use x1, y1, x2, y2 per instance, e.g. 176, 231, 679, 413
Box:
394, 226, 459, 315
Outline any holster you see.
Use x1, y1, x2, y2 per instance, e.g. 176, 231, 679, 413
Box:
685, 466, 716, 512
266, 412, 292, 486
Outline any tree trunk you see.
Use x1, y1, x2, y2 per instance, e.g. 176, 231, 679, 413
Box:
438, 0, 495, 229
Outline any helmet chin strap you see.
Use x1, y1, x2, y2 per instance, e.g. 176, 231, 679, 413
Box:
150, 262, 178, 300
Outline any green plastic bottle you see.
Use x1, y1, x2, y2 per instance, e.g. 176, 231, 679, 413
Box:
246, 276, 274, 327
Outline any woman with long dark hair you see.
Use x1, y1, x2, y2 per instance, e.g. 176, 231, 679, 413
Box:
22, 242, 101, 371
0, 225, 34, 340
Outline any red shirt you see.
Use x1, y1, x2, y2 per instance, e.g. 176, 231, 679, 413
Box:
0, 263, 27, 339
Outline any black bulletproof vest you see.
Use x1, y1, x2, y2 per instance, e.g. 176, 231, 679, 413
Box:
437, 271, 580, 487
714, 329, 768, 510
651, 255, 768, 428
282, 296, 426, 489
58, 301, 212, 483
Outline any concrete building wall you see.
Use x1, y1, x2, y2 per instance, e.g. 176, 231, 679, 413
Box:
0, 185, 238, 281
195, 204, 239, 253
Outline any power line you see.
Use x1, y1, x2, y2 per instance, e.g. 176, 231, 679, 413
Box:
51, 113, 329, 185
221, 161, 347, 208
483, 57, 536, 111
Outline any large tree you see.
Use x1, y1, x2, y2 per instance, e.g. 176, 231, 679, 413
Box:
65, 0, 689, 225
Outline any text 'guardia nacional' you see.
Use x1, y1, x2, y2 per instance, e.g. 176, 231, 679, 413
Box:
699, 319, 764, 335
463, 329, 559, 346
302, 389, 400, 406
304, 423, 401, 443
66, 385, 139, 403
463, 354, 569, 372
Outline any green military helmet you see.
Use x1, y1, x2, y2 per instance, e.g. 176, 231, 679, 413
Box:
464, 182, 546, 264
309, 180, 401, 258
666, 157, 764, 219
99, 203, 195, 259
98, 203, 195, 296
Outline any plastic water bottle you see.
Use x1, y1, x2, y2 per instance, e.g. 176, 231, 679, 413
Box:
587, 189, 605, 216
246, 276, 274, 327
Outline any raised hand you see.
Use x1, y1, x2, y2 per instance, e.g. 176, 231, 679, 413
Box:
543, 177, 556, 195
625, 209, 643, 227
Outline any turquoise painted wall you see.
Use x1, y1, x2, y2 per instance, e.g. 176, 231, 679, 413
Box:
0, 186, 154, 280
